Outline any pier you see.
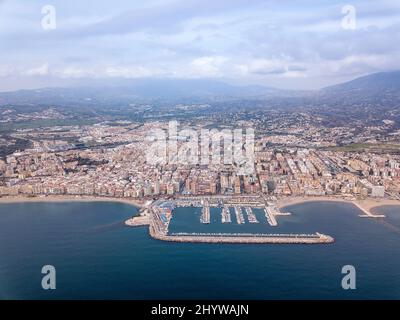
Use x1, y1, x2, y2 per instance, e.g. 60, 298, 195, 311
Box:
245, 207, 259, 223
354, 202, 386, 218
221, 206, 231, 223
234, 206, 245, 224
264, 204, 292, 226
200, 201, 211, 224
264, 207, 278, 226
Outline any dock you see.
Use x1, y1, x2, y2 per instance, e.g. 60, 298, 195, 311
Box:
234, 206, 245, 224
245, 207, 259, 223
221, 206, 231, 223
200, 201, 211, 224
354, 202, 386, 218
264, 206, 278, 226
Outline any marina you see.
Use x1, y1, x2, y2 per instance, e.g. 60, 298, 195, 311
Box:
128, 196, 335, 245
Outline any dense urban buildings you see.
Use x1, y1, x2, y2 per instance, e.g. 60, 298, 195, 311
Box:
1, 114, 399, 201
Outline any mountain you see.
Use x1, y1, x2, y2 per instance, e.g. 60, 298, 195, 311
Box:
0, 79, 291, 106
1, 71, 400, 107
322, 71, 400, 96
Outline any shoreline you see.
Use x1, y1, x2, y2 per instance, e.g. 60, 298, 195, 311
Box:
0, 195, 144, 208
277, 196, 400, 216
0, 194, 398, 216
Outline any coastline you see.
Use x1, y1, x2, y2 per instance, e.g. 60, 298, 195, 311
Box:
0, 195, 144, 208
0, 194, 398, 217
277, 196, 400, 216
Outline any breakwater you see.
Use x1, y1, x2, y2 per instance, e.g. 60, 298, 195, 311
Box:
149, 225, 334, 244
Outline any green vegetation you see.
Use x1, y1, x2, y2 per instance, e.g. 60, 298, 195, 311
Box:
0, 118, 98, 133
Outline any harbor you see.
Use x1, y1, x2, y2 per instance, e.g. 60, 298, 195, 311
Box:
126, 196, 335, 245
174, 196, 292, 227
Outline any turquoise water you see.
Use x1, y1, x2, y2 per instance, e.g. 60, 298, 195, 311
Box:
0, 201, 399, 300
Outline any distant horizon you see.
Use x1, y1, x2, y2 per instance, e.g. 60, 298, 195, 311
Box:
0, 69, 399, 94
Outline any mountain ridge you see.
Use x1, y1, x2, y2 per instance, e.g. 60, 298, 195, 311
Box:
322, 70, 400, 94
1, 71, 400, 106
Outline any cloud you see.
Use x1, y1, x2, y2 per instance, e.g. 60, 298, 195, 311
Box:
0, 65, 14, 77
24, 64, 49, 76
104, 66, 159, 78
237, 59, 307, 77
188, 56, 227, 77
320, 54, 400, 76
0, 0, 400, 90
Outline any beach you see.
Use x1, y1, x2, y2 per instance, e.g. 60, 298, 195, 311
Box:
277, 196, 400, 216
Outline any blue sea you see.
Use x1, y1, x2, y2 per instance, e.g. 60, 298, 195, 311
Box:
0, 200, 399, 300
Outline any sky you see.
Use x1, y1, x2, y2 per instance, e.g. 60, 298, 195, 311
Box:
0, 0, 400, 91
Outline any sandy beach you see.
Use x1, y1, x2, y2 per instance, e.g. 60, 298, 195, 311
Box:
0, 195, 145, 208
277, 196, 400, 216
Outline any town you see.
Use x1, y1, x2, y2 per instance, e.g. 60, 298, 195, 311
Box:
0, 115, 399, 201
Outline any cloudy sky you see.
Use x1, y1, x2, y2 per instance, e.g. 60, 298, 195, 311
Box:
0, 0, 400, 91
